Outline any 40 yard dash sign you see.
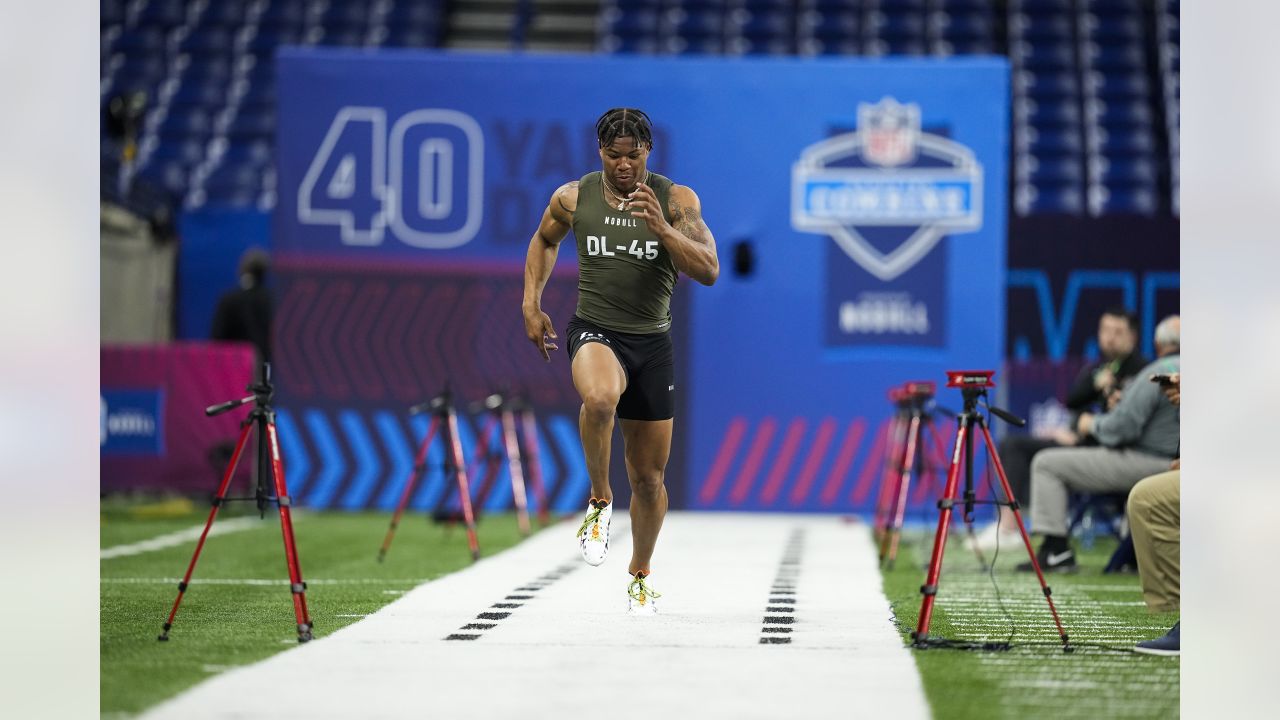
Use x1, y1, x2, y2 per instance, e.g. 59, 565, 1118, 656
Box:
295, 107, 484, 250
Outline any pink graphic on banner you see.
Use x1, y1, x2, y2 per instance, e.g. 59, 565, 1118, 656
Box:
101, 343, 256, 494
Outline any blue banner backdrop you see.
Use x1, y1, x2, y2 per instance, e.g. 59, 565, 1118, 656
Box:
273, 48, 1007, 514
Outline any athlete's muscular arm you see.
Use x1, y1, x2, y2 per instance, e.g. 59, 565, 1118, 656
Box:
629, 183, 719, 285
522, 181, 577, 361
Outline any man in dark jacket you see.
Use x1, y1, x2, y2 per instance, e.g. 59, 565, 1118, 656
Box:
211, 247, 272, 363
971, 307, 1148, 550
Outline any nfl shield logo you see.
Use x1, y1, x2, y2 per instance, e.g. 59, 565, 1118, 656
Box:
859, 97, 920, 167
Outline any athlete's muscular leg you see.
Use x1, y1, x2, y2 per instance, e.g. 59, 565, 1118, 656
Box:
571, 343, 627, 504
620, 418, 673, 575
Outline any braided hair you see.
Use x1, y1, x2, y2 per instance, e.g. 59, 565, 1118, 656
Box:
595, 108, 654, 150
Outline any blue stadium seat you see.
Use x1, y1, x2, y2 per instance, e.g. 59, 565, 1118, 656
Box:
140, 158, 193, 196
203, 1, 251, 28
608, 0, 663, 11
226, 109, 275, 140
1083, 15, 1143, 41
872, 0, 927, 10
1091, 156, 1156, 184
797, 37, 860, 55
735, 0, 792, 12
1092, 185, 1157, 215
157, 109, 213, 139
931, 38, 994, 55
260, 0, 307, 27
102, 0, 125, 26
136, 0, 187, 28
1010, 40, 1074, 69
116, 27, 169, 56
598, 34, 661, 54
725, 36, 793, 55
1017, 155, 1083, 184
1016, 69, 1080, 98
383, 26, 441, 48
602, 9, 661, 36
938, 0, 995, 11
1083, 42, 1145, 70
143, 137, 205, 167
1081, 0, 1139, 17
1019, 97, 1081, 126
1086, 70, 1150, 98
169, 78, 228, 109
669, 0, 731, 13
178, 28, 236, 58
1087, 98, 1153, 127
1091, 127, 1155, 154
730, 10, 790, 40
1012, 0, 1073, 13
1011, 13, 1072, 40
387, 1, 444, 26
800, 11, 858, 40
868, 12, 926, 39
806, 0, 860, 13
932, 12, 994, 40
665, 9, 726, 38
1021, 127, 1082, 154
663, 35, 724, 55
1021, 184, 1084, 215
866, 37, 927, 56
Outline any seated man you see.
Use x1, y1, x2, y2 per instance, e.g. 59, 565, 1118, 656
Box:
1019, 315, 1180, 572
973, 307, 1147, 550
1132, 372, 1180, 656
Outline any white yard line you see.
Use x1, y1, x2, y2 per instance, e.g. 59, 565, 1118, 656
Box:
140, 513, 930, 719
102, 578, 424, 586
101, 517, 267, 559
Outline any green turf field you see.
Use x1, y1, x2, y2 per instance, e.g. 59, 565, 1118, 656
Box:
879, 528, 1180, 719
100, 499, 534, 717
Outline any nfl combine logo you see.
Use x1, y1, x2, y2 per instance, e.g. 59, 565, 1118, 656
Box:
790, 97, 984, 282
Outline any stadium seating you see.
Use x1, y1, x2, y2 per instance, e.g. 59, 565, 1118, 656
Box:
101, 0, 1178, 216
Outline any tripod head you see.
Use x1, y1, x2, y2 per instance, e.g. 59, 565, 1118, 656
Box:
409, 386, 454, 417
205, 362, 274, 417
944, 370, 1025, 427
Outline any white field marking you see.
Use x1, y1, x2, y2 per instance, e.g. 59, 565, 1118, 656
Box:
101, 517, 267, 559
101, 578, 427, 586
140, 513, 930, 720
334, 614, 368, 618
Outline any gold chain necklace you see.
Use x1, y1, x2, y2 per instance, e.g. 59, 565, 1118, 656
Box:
602, 171, 649, 212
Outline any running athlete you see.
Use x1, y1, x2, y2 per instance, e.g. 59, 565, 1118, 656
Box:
521, 108, 719, 614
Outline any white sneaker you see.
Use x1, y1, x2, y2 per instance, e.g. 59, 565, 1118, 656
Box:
965, 522, 1023, 553
627, 572, 661, 615
576, 499, 612, 566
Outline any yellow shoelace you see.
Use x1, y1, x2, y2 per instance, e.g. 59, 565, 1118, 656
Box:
627, 574, 662, 603
577, 505, 603, 539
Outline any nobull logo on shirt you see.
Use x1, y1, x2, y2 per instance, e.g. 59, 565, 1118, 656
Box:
791, 97, 984, 349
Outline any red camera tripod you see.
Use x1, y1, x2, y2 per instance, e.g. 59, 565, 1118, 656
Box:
378, 389, 480, 562
912, 371, 1071, 653
158, 363, 313, 643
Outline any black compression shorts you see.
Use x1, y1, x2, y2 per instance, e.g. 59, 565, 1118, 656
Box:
565, 314, 674, 421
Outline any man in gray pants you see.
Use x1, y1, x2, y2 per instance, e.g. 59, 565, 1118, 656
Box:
1020, 315, 1181, 572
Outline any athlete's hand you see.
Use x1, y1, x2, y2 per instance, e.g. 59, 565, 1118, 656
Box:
523, 305, 558, 362
628, 182, 672, 238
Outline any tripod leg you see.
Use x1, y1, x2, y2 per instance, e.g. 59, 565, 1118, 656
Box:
913, 419, 967, 645
884, 415, 922, 569
265, 419, 313, 642
158, 422, 253, 641
469, 416, 499, 513
877, 419, 907, 559
978, 424, 1071, 650
519, 409, 549, 526
502, 409, 531, 536
873, 416, 904, 540
446, 407, 482, 561
378, 417, 438, 561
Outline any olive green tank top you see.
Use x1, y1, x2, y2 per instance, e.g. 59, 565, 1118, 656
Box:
571, 171, 679, 334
